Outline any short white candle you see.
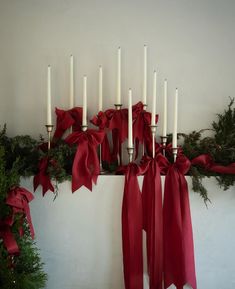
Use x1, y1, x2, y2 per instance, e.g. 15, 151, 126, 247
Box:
98, 66, 103, 112
69, 55, 74, 109
47, 65, 52, 125
143, 45, 147, 105
151, 70, 157, 126
172, 88, 178, 148
82, 76, 87, 127
163, 79, 168, 137
116, 47, 121, 105
128, 89, 133, 148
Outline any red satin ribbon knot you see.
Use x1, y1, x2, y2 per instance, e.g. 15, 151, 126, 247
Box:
65, 129, 105, 192
6, 187, 35, 240
33, 156, 55, 196
162, 154, 197, 289
53, 107, 83, 139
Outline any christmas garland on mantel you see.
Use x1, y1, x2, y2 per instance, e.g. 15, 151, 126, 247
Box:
0, 98, 235, 203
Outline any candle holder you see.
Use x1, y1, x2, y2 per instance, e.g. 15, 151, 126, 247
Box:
161, 136, 167, 157
150, 124, 157, 158
114, 104, 122, 110
81, 125, 88, 132
143, 103, 147, 110
45, 124, 54, 150
172, 147, 178, 162
99, 144, 107, 175
127, 146, 134, 163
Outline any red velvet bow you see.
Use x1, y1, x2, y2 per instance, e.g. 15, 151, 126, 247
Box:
0, 220, 19, 255
105, 108, 128, 163
191, 154, 235, 174
161, 154, 197, 289
142, 156, 163, 289
6, 187, 35, 240
90, 111, 111, 163
53, 107, 83, 140
121, 162, 148, 289
34, 156, 55, 196
65, 129, 105, 192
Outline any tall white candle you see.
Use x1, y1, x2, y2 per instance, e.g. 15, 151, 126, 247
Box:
69, 55, 74, 109
151, 70, 157, 125
172, 88, 178, 148
82, 75, 87, 127
47, 65, 52, 125
143, 45, 147, 105
116, 47, 121, 105
98, 66, 103, 112
128, 89, 133, 148
163, 79, 168, 137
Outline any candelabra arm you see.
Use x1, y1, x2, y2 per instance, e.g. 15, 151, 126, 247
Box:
45, 124, 54, 150
150, 125, 157, 158
127, 147, 134, 163
161, 136, 167, 157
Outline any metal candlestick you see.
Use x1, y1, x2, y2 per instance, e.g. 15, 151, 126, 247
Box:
127, 147, 134, 163
99, 144, 106, 175
150, 125, 157, 158
161, 136, 167, 157
114, 104, 122, 110
81, 125, 88, 132
143, 104, 147, 111
45, 124, 54, 150
172, 147, 178, 162
142, 105, 147, 156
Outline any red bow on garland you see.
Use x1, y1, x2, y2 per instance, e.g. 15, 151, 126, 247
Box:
34, 156, 55, 196
53, 107, 83, 140
142, 155, 163, 289
65, 129, 105, 192
90, 111, 111, 164
159, 154, 197, 289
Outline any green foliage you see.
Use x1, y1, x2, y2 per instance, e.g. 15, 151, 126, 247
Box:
0, 126, 47, 289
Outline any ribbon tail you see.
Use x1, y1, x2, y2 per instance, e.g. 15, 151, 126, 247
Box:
122, 165, 143, 289
142, 160, 163, 289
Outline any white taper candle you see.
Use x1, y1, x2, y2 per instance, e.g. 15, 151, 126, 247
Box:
151, 70, 157, 125
47, 65, 52, 125
82, 76, 87, 126
128, 89, 133, 148
116, 47, 121, 105
69, 55, 74, 109
143, 45, 147, 105
172, 88, 178, 148
98, 66, 103, 112
163, 79, 167, 137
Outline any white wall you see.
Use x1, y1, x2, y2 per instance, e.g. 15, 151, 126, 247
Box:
1, 0, 235, 138
21, 176, 235, 289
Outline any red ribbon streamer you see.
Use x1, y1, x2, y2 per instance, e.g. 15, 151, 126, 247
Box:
121, 162, 148, 289
53, 107, 83, 140
191, 154, 235, 174
33, 156, 55, 196
65, 129, 105, 192
142, 156, 163, 289
6, 187, 35, 239
161, 154, 197, 289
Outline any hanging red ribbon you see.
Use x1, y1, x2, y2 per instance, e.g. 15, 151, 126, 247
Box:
121, 162, 148, 289
160, 154, 197, 289
65, 129, 105, 192
6, 187, 35, 239
142, 156, 163, 289
90, 111, 111, 163
33, 156, 54, 196
191, 154, 235, 174
0, 220, 19, 255
53, 107, 83, 140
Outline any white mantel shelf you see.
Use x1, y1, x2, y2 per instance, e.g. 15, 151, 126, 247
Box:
20, 176, 235, 289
